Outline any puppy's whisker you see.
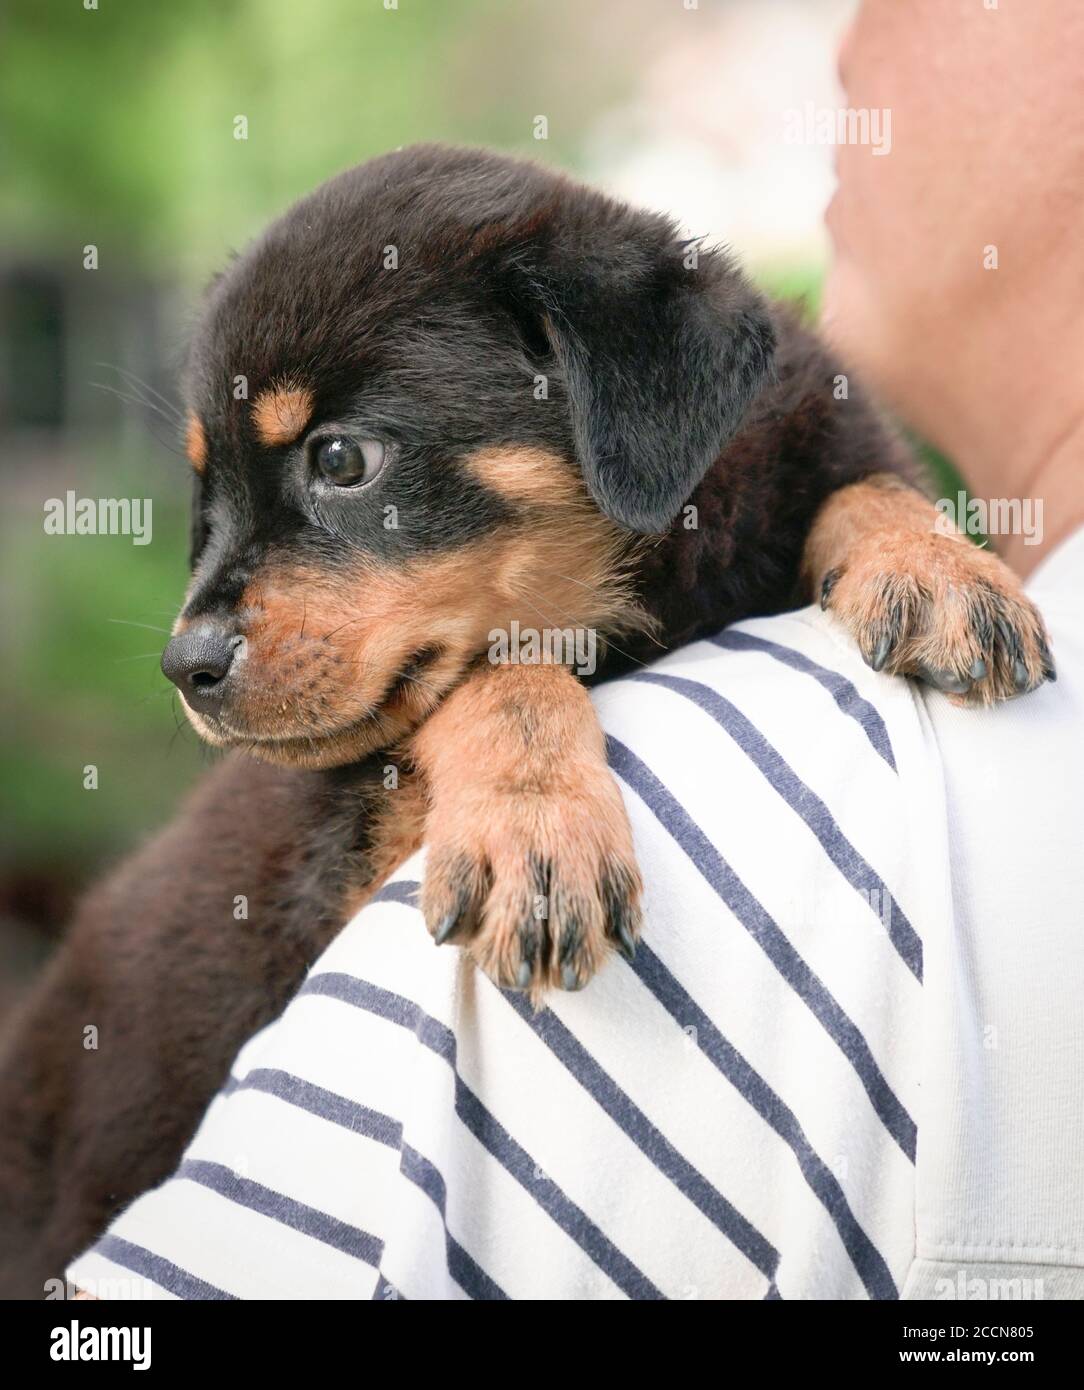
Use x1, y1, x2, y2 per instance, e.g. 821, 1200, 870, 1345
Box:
88, 382, 189, 460
514, 592, 656, 673
512, 590, 587, 633
107, 618, 171, 634
134, 687, 179, 707
394, 670, 448, 702
88, 379, 177, 428
167, 697, 197, 755
536, 567, 667, 650
96, 362, 185, 425
320, 614, 369, 641
345, 653, 450, 706
114, 651, 166, 663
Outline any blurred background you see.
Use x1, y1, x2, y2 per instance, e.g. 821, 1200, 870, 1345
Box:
1, 0, 867, 1005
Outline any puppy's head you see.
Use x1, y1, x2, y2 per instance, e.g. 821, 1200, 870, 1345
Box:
165, 145, 774, 767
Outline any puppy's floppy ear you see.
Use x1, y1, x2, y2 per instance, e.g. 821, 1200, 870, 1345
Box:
532, 219, 775, 534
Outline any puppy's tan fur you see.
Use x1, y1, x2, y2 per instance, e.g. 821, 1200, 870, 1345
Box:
804, 474, 1050, 703
185, 413, 207, 473
412, 661, 642, 1002
251, 382, 314, 448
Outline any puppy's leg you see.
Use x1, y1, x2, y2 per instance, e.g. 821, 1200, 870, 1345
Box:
412, 662, 641, 1002
805, 475, 1054, 704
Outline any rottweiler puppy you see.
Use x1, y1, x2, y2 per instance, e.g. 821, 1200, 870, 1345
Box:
0, 145, 1052, 1296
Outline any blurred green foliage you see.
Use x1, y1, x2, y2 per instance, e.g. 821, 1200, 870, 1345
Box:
1, 0, 630, 278
1, 478, 198, 876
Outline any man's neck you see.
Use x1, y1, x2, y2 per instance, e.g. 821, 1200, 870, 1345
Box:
954, 408, 1084, 580
923, 323, 1084, 580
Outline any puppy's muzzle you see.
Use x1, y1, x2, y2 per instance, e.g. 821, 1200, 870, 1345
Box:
161, 624, 245, 709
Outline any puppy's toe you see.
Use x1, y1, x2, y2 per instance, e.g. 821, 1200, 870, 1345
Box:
425, 850, 490, 948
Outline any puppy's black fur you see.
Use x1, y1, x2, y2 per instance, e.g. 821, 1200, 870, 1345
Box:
0, 147, 1048, 1297
184, 147, 875, 613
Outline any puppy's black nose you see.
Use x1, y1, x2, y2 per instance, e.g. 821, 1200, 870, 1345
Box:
161, 627, 242, 701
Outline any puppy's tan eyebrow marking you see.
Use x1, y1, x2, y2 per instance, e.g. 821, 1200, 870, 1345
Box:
185, 413, 207, 473
462, 445, 584, 507
252, 382, 314, 448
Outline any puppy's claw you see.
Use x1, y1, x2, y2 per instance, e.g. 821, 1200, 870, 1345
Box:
920, 665, 972, 695
969, 656, 988, 681
870, 633, 894, 673
434, 911, 462, 946
820, 568, 841, 611
615, 919, 637, 963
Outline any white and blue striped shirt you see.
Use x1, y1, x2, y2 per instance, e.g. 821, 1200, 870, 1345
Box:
69, 529, 1084, 1300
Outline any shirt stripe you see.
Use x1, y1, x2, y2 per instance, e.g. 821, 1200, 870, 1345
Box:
211, 1067, 502, 1300
93, 1234, 236, 1301
712, 630, 897, 772
176, 1158, 384, 1269
632, 945, 899, 1300
499, 986, 779, 1284
628, 670, 923, 979
302, 972, 664, 1299
607, 733, 918, 1162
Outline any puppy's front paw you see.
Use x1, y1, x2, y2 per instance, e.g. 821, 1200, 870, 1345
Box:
821, 530, 1055, 705
421, 768, 642, 1003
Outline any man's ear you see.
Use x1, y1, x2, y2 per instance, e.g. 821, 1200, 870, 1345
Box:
533, 229, 776, 534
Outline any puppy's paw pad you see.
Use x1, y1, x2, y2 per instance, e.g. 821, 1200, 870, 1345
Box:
822, 532, 1054, 706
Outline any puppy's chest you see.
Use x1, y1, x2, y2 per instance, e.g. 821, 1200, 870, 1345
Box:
332, 765, 428, 922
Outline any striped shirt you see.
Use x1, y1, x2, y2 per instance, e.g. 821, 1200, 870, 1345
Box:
69, 529, 1084, 1300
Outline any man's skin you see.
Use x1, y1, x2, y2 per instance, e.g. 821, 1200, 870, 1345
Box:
822, 0, 1084, 580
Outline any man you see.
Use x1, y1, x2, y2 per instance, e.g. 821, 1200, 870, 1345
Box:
68, 0, 1084, 1299
818, 0, 1084, 1299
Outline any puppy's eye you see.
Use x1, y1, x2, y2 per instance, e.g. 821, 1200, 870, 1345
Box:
312, 436, 385, 487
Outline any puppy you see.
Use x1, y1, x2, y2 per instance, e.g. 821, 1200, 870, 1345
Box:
0, 146, 1052, 1295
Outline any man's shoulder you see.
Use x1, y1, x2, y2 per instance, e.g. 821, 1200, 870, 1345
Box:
594, 605, 927, 787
